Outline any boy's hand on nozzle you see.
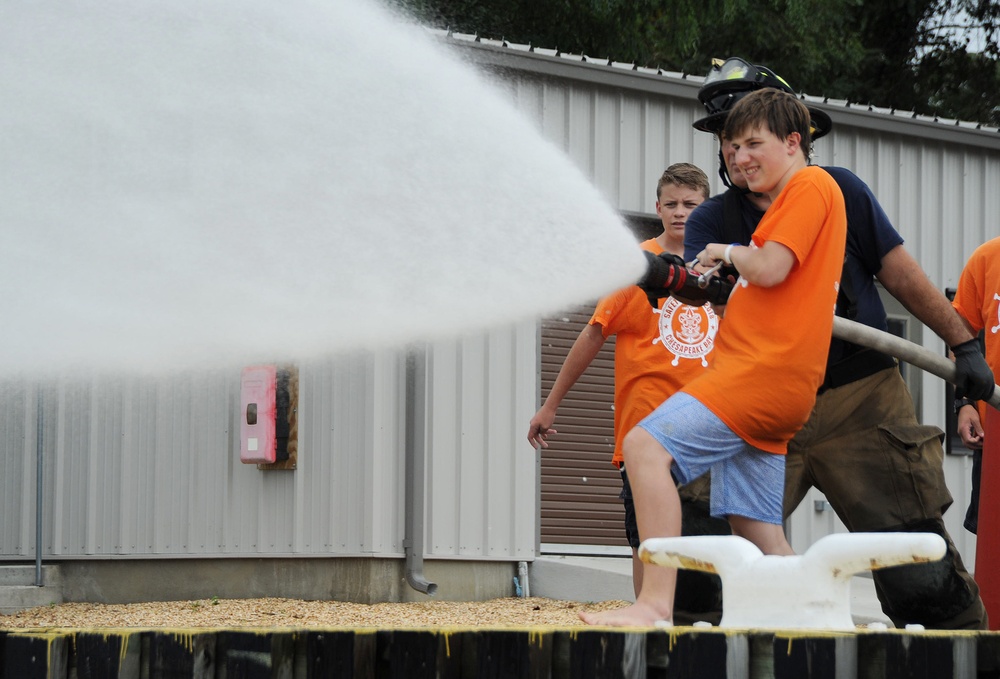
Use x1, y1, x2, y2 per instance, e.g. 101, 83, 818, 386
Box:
952, 338, 996, 401
692, 257, 738, 283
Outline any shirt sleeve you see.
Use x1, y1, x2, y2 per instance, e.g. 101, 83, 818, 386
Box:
590, 287, 631, 337
952, 247, 986, 334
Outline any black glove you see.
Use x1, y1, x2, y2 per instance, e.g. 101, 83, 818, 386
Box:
952, 338, 996, 401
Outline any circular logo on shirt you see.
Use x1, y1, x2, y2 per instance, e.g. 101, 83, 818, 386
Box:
653, 297, 718, 366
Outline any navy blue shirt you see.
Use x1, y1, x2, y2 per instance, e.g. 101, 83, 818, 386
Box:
684, 166, 903, 365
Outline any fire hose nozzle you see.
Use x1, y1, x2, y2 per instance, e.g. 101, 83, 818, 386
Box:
636, 251, 733, 307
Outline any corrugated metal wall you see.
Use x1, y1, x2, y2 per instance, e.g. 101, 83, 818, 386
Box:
0, 360, 399, 557
0, 328, 537, 559
501, 75, 725, 213
425, 326, 538, 561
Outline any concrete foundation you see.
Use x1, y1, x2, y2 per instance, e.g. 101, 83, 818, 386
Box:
0, 566, 63, 614
3, 558, 518, 608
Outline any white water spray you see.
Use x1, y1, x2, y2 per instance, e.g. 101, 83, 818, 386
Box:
0, 0, 644, 375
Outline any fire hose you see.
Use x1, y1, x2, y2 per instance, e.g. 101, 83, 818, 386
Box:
832, 316, 1000, 410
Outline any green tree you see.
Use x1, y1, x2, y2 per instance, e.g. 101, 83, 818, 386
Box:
397, 0, 1000, 125
912, 0, 1000, 122
915, 47, 1000, 122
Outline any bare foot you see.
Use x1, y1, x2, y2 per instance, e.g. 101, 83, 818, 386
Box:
578, 601, 670, 627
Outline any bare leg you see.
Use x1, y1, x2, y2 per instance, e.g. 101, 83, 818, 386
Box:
580, 427, 681, 626
728, 515, 794, 555
631, 547, 643, 599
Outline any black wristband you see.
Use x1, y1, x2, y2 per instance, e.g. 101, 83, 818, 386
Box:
954, 397, 977, 414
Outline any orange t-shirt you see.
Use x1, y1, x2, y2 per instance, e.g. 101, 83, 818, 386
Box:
952, 235, 1000, 423
682, 166, 847, 454
591, 238, 718, 466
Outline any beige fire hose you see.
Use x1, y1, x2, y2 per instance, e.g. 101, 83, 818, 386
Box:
831, 316, 1000, 410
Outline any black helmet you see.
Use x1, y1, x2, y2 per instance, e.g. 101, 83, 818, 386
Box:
692, 57, 832, 140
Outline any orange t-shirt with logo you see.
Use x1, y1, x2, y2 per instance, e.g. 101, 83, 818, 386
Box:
591, 238, 718, 466
682, 166, 847, 454
952, 235, 1000, 424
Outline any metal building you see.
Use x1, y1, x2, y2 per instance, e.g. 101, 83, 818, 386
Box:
2, 29, 998, 605
446, 34, 1000, 569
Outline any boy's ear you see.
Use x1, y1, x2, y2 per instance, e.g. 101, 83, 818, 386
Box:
785, 131, 802, 155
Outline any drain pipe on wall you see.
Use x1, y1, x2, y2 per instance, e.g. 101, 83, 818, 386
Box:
404, 348, 437, 596
516, 561, 530, 597
34, 387, 44, 588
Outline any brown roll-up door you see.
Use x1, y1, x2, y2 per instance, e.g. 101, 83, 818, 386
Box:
539, 304, 626, 547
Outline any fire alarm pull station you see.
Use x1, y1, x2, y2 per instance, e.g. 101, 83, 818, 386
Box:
241, 365, 276, 464
241, 363, 298, 465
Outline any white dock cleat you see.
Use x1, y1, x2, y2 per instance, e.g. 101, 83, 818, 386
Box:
639, 532, 946, 630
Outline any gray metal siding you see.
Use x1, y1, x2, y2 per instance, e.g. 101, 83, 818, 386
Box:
506, 74, 726, 211
0, 380, 31, 554
1, 332, 534, 560
425, 324, 538, 560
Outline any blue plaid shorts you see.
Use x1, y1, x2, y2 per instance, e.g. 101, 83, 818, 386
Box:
637, 392, 785, 525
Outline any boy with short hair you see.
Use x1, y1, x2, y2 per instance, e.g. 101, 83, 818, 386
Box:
581, 88, 847, 627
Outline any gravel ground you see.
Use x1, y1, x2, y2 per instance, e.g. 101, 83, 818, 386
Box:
0, 597, 630, 630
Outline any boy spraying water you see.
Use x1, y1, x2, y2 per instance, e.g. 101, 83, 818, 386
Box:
581, 88, 847, 627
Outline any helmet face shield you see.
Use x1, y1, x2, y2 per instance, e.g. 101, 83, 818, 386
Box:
692, 57, 831, 139
699, 57, 795, 106
702, 57, 758, 88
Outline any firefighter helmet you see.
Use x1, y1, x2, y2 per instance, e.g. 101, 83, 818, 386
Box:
693, 57, 832, 139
